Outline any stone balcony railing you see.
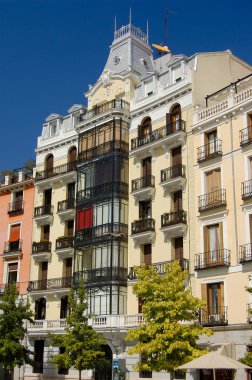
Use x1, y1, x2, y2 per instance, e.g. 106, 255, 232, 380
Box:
193, 85, 252, 125
27, 314, 145, 333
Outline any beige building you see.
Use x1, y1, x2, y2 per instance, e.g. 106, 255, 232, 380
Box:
191, 74, 252, 378
23, 18, 252, 380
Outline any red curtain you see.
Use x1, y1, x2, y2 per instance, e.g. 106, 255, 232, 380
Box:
77, 208, 93, 230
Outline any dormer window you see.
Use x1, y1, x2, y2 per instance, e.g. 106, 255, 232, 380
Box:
171, 64, 182, 84
50, 123, 57, 137
145, 80, 153, 97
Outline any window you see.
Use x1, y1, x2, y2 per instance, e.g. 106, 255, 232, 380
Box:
205, 129, 217, 153
138, 117, 152, 138
42, 225, 50, 241
142, 244, 152, 265
248, 114, 252, 127
171, 65, 181, 84
6, 262, 18, 284
65, 220, 74, 236
64, 258, 72, 278
172, 190, 183, 211
139, 200, 151, 219
201, 282, 224, 321
12, 191, 23, 212
44, 188, 52, 205
205, 168, 221, 192
203, 223, 223, 262
33, 340, 44, 373
67, 182, 75, 200
174, 237, 183, 260
144, 80, 153, 97
88, 286, 127, 315
35, 298, 46, 320
39, 262, 48, 290
60, 296, 70, 320
50, 123, 57, 137
9, 224, 21, 250
166, 104, 181, 132
45, 154, 54, 173
68, 146, 77, 162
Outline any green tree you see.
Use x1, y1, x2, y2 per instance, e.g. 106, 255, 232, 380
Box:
239, 279, 252, 365
0, 284, 34, 378
125, 260, 212, 374
49, 281, 107, 380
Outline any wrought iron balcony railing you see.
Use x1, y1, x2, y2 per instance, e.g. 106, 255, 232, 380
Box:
240, 125, 252, 147
55, 236, 74, 250
239, 243, 252, 263
161, 164, 186, 182
131, 218, 155, 235
199, 306, 228, 326
78, 140, 129, 162
77, 99, 130, 122
128, 259, 189, 280
161, 210, 187, 228
35, 161, 76, 181
197, 139, 222, 163
132, 175, 155, 192
131, 119, 185, 150
77, 182, 128, 203
198, 189, 226, 211
194, 249, 230, 270
34, 204, 54, 217
242, 179, 252, 199
75, 223, 128, 243
32, 241, 51, 254
73, 267, 128, 285
4, 240, 22, 253
57, 198, 75, 212
8, 200, 24, 215
28, 276, 72, 291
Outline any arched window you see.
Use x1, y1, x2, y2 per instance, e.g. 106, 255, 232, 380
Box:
68, 146, 77, 162
35, 297, 46, 320
45, 154, 54, 176
138, 117, 152, 138
167, 104, 181, 132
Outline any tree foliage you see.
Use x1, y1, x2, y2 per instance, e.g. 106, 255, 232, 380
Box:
125, 261, 212, 373
49, 281, 107, 380
0, 284, 34, 374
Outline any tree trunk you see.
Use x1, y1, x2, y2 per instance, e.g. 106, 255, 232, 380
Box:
79, 370, 81, 380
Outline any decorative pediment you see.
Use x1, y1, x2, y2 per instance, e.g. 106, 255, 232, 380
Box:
45, 113, 62, 122
68, 104, 84, 114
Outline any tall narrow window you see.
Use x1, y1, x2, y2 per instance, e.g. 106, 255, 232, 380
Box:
204, 223, 223, 263
172, 146, 182, 166
206, 168, 221, 192
7, 262, 18, 284
170, 104, 181, 131
173, 190, 182, 211
9, 224, 21, 251
138, 117, 152, 138
68, 146, 77, 162
44, 189, 52, 205
60, 297, 70, 319
205, 129, 217, 154
139, 200, 151, 219
67, 182, 75, 200
64, 258, 72, 278
45, 154, 53, 175
35, 298, 46, 320
66, 220, 74, 236
143, 244, 152, 265
39, 262, 48, 290
174, 237, 183, 260
13, 191, 23, 211
42, 225, 50, 241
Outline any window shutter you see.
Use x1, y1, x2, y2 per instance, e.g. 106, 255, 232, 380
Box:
220, 282, 224, 309
203, 226, 209, 252
219, 222, 224, 249
201, 284, 207, 307
166, 113, 171, 126
9, 224, 20, 242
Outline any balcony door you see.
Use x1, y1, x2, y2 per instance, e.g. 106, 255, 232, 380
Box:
67, 182, 75, 200
139, 117, 152, 138
174, 237, 183, 260
172, 146, 182, 166
143, 244, 152, 265
207, 282, 224, 318
14, 191, 23, 210
44, 188, 52, 205
9, 224, 21, 250
139, 200, 151, 219
205, 129, 217, 154
204, 223, 223, 263
173, 190, 182, 211
142, 157, 152, 176
206, 169, 221, 193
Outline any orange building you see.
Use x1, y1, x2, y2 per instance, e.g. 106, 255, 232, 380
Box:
0, 166, 35, 295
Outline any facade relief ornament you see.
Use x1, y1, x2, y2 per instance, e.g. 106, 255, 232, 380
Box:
101, 70, 113, 88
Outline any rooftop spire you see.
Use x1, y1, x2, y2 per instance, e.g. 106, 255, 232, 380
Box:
146, 19, 149, 44
129, 7, 132, 24
114, 16, 117, 34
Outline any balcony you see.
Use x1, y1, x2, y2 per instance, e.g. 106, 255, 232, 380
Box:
3, 240, 22, 258
28, 276, 72, 292
57, 198, 75, 220
240, 125, 252, 147
8, 200, 24, 215
77, 182, 128, 204
160, 164, 186, 193
131, 175, 155, 201
73, 267, 127, 286
131, 218, 155, 245
239, 243, 252, 263
199, 306, 228, 326
131, 120, 186, 158
75, 223, 128, 246
27, 313, 144, 335
198, 189, 226, 212
78, 140, 129, 162
242, 179, 252, 200
197, 139, 222, 163
194, 249, 230, 270
34, 204, 54, 225
32, 241, 51, 262
35, 161, 76, 182
55, 236, 74, 258
76, 99, 130, 126
128, 258, 189, 280
161, 210, 187, 239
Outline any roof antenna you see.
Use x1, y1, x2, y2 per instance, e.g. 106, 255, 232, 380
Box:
114, 16, 117, 34
129, 7, 132, 25
146, 19, 149, 44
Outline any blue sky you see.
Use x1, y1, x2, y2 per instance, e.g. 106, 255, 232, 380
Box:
0, 0, 252, 171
